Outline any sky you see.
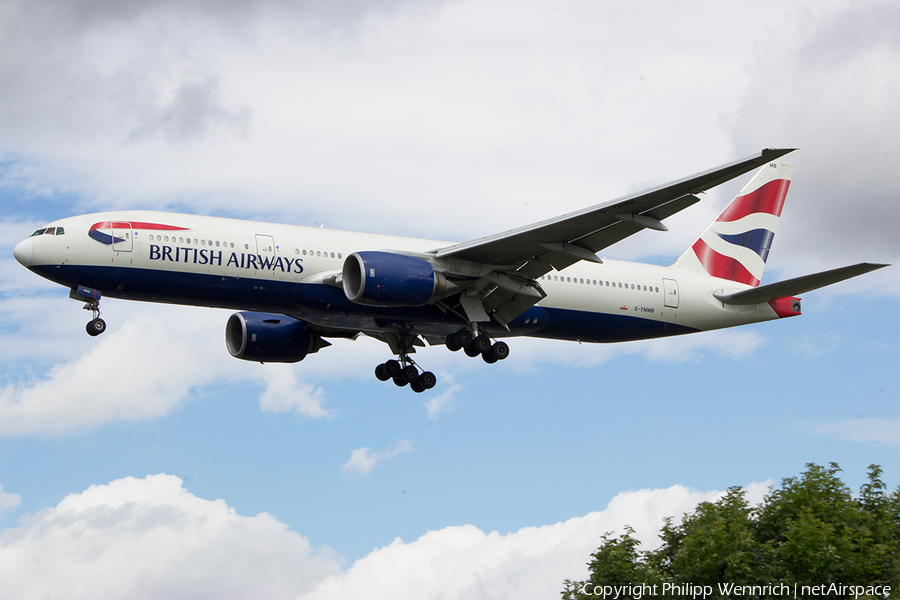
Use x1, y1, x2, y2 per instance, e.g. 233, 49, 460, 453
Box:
0, 1, 898, 598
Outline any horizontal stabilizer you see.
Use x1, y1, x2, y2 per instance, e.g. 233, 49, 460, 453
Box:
714, 262, 889, 305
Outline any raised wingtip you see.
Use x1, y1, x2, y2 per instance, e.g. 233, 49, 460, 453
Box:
761, 148, 798, 159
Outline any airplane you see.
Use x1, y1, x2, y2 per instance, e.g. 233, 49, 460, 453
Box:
13, 149, 888, 392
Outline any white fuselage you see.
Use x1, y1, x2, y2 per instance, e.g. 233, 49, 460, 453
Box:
16, 210, 792, 344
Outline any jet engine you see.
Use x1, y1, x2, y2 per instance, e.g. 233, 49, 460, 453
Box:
225, 312, 326, 363
341, 251, 453, 307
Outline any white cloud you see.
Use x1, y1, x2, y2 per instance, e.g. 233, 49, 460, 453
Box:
424, 383, 460, 421
788, 334, 843, 359
341, 440, 413, 479
0, 473, 774, 600
7, 0, 885, 261
0, 486, 21, 516
0, 311, 219, 435
257, 364, 330, 418
300, 483, 769, 600
801, 418, 900, 446
726, 0, 900, 274
0, 474, 341, 600
0, 303, 340, 437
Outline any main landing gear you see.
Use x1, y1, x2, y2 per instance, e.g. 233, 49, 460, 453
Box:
373, 327, 508, 392
375, 358, 437, 393
444, 327, 509, 364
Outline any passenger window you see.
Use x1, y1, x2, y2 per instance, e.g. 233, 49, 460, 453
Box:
338, 253, 342, 259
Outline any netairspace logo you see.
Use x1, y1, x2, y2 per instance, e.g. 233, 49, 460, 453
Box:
578, 582, 892, 599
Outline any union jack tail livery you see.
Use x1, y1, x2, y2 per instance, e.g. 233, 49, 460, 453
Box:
673, 161, 794, 287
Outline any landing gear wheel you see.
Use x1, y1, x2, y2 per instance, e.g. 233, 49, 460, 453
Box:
464, 344, 482, 357
375, 363, 391, 381
419, 371, 437, 389
490, 341, 509, 361
454, 329, 473, 348
401, 365, 419, 384
86, 318, 106, 337
410, 379, 426, 393
445, 334, 462, 352
472, 334, 492, 353
393, 374, 408, 387
482, 350, 498, 364
384, 360, 402, 378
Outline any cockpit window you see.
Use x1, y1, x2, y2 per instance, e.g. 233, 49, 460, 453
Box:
44, 228, 56, 235
30, 228, 46, 237
56, 227, 65, 235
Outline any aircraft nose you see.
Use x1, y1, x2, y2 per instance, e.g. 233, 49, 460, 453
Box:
13, 238, 33, 267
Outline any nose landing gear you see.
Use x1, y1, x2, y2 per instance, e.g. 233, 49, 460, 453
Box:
71, 285, 106, 337
84, 302, 106, 337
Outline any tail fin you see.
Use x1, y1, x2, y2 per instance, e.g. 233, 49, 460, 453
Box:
673, 160, 794, 287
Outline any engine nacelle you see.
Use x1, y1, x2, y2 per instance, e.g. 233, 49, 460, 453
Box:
341, 251, 452, 307
225, 312, 320, 363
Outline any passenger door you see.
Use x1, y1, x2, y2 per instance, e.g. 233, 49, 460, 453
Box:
663, 278, 679, 308
255, 234, 276, 257
111, 222, 133, 252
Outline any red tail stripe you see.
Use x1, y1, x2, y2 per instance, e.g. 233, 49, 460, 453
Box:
717, 179, 790, 223
692, 238, 760, 286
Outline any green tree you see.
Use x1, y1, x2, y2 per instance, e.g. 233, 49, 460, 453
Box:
562, 464, 899, 599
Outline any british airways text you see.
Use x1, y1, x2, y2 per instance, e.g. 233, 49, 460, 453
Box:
149, 245, 304, 274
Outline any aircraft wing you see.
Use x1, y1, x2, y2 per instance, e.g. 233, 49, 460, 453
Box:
429, 148, 796, 326
713, 263, 889, 305
434, 148, 796, 275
